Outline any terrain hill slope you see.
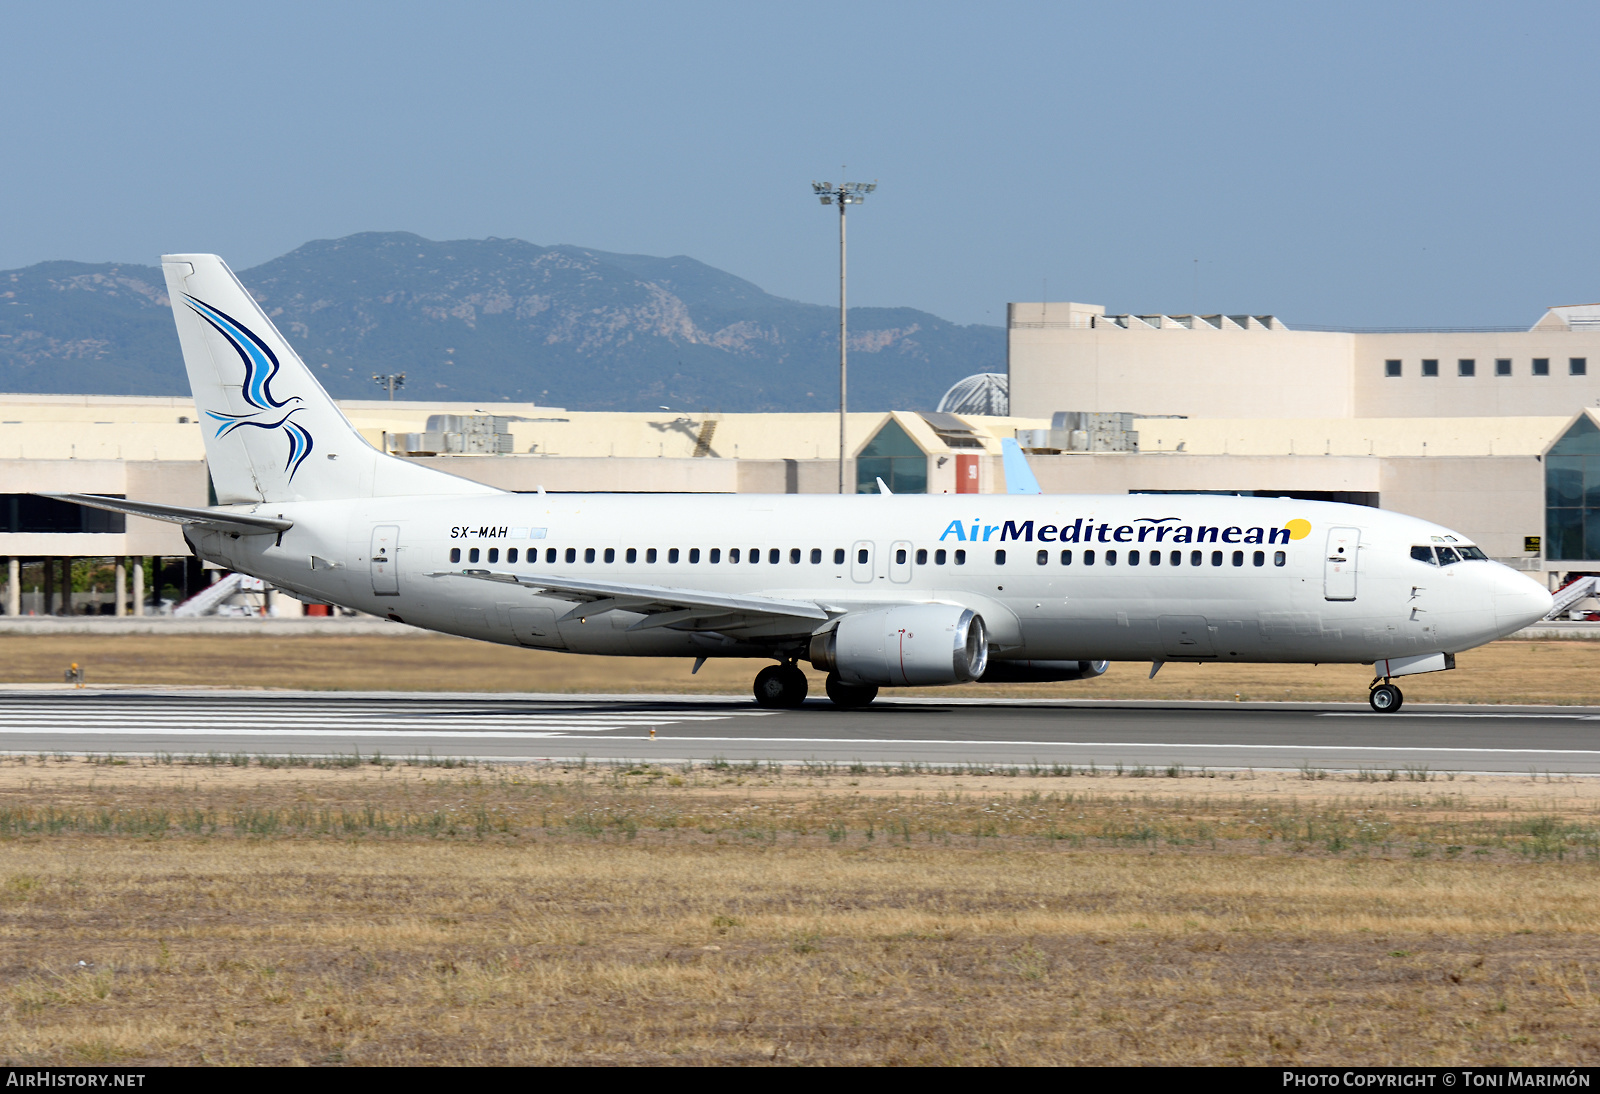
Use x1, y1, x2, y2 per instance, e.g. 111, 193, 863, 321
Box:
0, 232, 1001, 411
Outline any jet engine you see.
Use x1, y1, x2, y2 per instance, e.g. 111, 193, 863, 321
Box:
978, 659, 1109, 683
809, 605, 988, 686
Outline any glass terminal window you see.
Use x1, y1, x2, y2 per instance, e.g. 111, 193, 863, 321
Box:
1458, 359, 1475, 377
1496, 359, 1512, 376
1385, 360, 1402, 377
1534, 358, 1550, 376
1421, 359, 1439, 377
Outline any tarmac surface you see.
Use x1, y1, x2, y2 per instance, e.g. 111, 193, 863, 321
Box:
4, 688, 1600, 773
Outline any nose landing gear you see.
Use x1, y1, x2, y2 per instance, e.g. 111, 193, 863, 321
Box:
1369, 678, 1404, 713
753, 663, 809, 708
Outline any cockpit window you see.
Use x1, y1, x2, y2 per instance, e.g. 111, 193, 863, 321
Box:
1436, 546, 1461, 565
1410, 545, 1438, 565
1458, 545, 1488, 561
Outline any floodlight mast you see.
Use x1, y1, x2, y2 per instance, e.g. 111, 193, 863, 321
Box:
811, 180, 877, 493
372, 372, 406, 401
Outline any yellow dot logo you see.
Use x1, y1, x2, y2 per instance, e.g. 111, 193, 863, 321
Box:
1284, 518, 1312, 541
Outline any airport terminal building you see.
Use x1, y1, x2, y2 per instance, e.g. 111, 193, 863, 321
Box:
5, 299, 1600, 613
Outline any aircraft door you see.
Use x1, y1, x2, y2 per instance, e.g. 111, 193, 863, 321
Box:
509, 606, 565, 649
851, 541, 875, 583
1158, 616, 1216, 657
1323, 527, 1360, 601
888, 540, 912, 583
370, 525, 400, 596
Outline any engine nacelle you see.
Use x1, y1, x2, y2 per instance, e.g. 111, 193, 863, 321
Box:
810, 605, 988, 686
978, 659, 1109, 683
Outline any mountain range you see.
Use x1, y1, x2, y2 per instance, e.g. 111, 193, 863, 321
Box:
0, 232, 1002, 411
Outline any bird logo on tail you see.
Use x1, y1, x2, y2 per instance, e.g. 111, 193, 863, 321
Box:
184, 295, 314, 481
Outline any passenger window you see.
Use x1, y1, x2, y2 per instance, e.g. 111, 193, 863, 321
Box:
936, 549, 947, 565
750, 548, 761, 563
709, 548, 720, 563
1232, 550, 1244, 567
1171, 550, 1181, 566
954, 549, 967, 565
626, 548, 637, 563
581, 548, 593, 563
790, 548, 801, 564
1252, 550, 1264, 567
1084, 550, 1096, 566
565, 547, 577, 564
811, 548, 822, 563
1060, 550, 1072, 565
995, 549, 1007, 565
646, 548, 657, 563
1036, 549, 1048, 565
770, 548, 781, 564
487, 548, 499, 563
1274, 550, 1286, 566
896, 548, 908, 564
604, 548, 615, 563
1211, 551, 1223, 566
1149, 550, 1160, 567
729, 548, 740, 563
1129, 550, 1141, 567
469, 548, 480, 563
449, 548, 461, 563
1410, 545, 1437, 565
689, 548, 701, 563
1105, 550, 1116, 566
915, 549, 927, 565
1190, 550, 1202, 566
857, 548, 868, 564
546, 548, 557, 563
1437, 546, 1460, 565
668, 548, 680, 563
508, 548, 518, 564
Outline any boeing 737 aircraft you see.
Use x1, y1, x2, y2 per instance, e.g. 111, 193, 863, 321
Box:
45, 255, 1553, 712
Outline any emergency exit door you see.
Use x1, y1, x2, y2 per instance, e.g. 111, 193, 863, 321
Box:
1323, 527, 1360, 601
851, 541, 875, 583
370, 525, 400, 595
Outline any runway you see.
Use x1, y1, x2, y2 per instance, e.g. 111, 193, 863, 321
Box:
4, 689, 1600, 773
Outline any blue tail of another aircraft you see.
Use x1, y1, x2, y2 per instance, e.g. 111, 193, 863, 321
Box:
1001, 438, 1043, 495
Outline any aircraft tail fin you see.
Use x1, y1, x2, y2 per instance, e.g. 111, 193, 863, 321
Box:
1001, 438, 1044, 495
160, 254, 498, 504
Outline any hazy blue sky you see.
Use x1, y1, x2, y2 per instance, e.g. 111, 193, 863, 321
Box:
2, 0, 1594, 327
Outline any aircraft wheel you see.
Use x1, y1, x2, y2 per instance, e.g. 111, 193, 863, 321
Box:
1369, 683, 1404, 713
825, 673, 878, 709
754, 664, 808, 709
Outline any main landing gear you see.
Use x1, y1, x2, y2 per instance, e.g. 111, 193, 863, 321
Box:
1369, 679, 1404, 713
751, 664, 882, 709
824, 673, 878, 709
753, 663, 808, 708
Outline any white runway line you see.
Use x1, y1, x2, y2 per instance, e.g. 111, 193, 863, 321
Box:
0, 697, 776, 739
1319, 712, 1600, 720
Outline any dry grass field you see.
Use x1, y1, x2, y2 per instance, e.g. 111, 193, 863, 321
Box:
1, 757, 1599, 1065
6, 632, 1600, 704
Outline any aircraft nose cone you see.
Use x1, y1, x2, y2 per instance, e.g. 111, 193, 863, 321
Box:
1492, 566, 1553, 633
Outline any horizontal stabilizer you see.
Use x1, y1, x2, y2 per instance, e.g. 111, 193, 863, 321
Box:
438, 570, 831, 632
36, 493, 293, 537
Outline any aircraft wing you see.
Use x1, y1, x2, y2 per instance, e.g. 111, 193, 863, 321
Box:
36, 493, 293, 537
438, 569, 833, 634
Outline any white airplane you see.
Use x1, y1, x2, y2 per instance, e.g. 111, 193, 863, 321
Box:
45, 254, 1553, 713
